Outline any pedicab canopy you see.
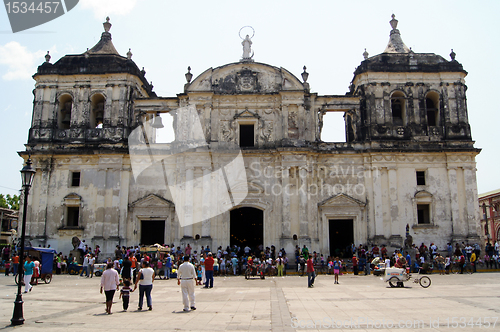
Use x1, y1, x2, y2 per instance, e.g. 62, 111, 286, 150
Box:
140, 244, 169, 253
25, 247, 57, 275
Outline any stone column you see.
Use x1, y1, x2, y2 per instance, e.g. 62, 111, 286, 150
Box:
281, 166, 291, 238
38, 165, 52, 240
299, 166, 308, 237
118, 165, 130, 245
104, 84, 113, 127
463, 166, 479, 237
201, 167, 211, 237
387, 166, 399, 234
447, 166, 463, 239
184, 166, 194, 238
372, 166, 384, 237
95, 167, 106, 238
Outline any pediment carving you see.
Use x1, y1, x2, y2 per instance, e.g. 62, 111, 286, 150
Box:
318, 193, 366, 207
130, 194, 174, 208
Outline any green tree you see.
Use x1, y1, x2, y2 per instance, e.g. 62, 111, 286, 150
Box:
0, 194, 20, 210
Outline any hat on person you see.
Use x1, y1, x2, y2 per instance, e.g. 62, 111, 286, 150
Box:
208, 252, 212, 256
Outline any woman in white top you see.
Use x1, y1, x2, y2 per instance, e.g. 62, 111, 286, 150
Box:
100, 263, 120, 314
134, 261, 155, 310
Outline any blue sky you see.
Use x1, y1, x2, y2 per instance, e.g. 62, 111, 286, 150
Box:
0, 0, 499, 195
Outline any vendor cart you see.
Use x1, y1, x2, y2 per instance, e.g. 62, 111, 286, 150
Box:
16, 247, 56, 285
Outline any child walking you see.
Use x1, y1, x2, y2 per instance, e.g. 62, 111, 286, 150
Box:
333, 257, 341, 284
119, 280, 133, 311
196, 265, 202, 285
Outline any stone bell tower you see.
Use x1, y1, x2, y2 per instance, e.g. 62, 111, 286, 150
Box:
351, 14, 472, 144
21, 18, 155, 254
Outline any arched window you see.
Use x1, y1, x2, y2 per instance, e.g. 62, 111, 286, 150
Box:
58, 94, 73, 129
425, 92, 439, 127
90, 93, 105, 128
391, 91, 406, 125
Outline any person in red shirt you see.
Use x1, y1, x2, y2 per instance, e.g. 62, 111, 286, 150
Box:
352, 255, 358, 275
12, 254, 19, 276
306, 257, 315, 288
204, 252, 214, 288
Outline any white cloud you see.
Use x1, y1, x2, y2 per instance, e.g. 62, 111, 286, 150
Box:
80, 0, 141, 19
0, 42, 51, 80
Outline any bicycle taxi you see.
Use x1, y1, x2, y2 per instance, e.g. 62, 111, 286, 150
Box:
384, 267, 431, 288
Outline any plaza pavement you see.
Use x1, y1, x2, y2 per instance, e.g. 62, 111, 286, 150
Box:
0, 271, 499, 332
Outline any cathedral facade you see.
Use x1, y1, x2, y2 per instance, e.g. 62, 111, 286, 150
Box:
20, 16, 482, 258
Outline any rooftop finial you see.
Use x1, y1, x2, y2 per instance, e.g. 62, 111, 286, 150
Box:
185, 66, 193, 83
450, 49, 456, 61
127, 48, 132, 60
363, 48, 369, 60
301, 66, 309, 82
45, 51, 51, 63
390, 14, 398, 30
103, 17, 111, 33
384, 14, 410, 53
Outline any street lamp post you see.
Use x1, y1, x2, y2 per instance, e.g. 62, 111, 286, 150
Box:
11, 157, 36, 326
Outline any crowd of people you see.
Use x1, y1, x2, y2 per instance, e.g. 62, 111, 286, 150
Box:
2, 240, 500, 314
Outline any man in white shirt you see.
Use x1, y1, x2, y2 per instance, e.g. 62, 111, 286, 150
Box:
88, 254, 96, 278
177, 256, 196, 312
80, 254, 89, 277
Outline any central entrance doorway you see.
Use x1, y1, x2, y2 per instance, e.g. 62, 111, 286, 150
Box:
230, 207, 263, 254
329, 219, 353, 258
141, 220, 165, 245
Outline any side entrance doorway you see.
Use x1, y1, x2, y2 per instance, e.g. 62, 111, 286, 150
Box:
230, 207, 263, 254
141, 220, 165, 245
329, 219, 353, 258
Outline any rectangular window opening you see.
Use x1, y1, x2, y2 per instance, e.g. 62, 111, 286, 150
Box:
71, 171, 81, 187
417, 204, 430, 224
67, 206, 80, 227
427, 110, 437, 126
239, 124, 255, 147
416, 171, 426, 186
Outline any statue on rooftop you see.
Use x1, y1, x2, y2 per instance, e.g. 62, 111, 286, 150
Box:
239, 26, 255, 62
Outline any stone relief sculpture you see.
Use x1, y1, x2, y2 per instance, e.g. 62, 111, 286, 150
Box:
221, 121, 234, 142
71, 236, 80, 250
260, 122, 273, 142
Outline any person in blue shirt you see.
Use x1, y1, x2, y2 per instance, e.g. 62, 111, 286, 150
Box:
23, 255, 35, 293
405, 251, 412, 273
164, 253, 172, 280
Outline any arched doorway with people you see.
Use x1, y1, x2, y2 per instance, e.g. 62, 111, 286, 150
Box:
230, 206, 263, 255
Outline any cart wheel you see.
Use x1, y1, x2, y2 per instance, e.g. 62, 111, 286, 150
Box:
44, 274, 52, 284
95, 271, 102, 277
388, 277, 399, 288
245, 269, 250, 280
419, 276, 431, 288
